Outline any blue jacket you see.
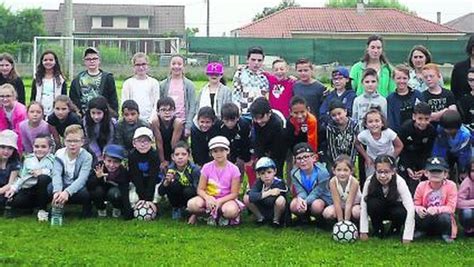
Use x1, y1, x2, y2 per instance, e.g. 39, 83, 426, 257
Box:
319, 89, 356, 125
432, 125, 472, 173
291, 163, 332, 205
52, 148, 93, 196
386, 90, 422, 133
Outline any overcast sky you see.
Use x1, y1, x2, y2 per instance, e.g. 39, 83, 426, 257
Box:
2, 0, 473, 36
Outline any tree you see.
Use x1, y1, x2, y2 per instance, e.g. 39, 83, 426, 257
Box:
253, 0, 300, 21
325, 0, 411, 13
186, 27, 200, 37
0, 5, 45, 44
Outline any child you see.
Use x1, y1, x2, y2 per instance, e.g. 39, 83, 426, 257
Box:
82, 96, 116, 162
0, 83, 27, 155
128, 127, 161, 203
218, 103, 252, 177
232, 46, 269, 114
458, 158, 474, 236
70, 47, 118, 116
0, 53, 25, 104
324, 155, 361, 222
88, 144, 133, 219
421, 63, 456, 124
324, 100, 359, 169
0, 130, 21, 211
47, 95, 81, 138
121, 52, 160, 121
196, 62, 232, 119
158, 141, 200, 220
244, 157, 288, 227
290, 143, 332, 222
293, 58, 326, 118
160, 54, 196, 137
387, 65, 422, 133
51, 125, 93, 218
114, 100, 149, 151
398, 102, 437, 195
319, 67, 356, 124
352, 68, 388, 132
265, 59, 295, 118
4, 135, 54, 221
187, 136, 243, 226
432, 110, 471, 181
191, 106, 219, 167
151, 97, 184, 171
19, 102, 60, 154
414, 157, 458, 243
360, 155, 414, 243
356, 108, 404, 178
249, 97, 287, 179
457, 67, 474, 131
287, 96, 318, 156
31, 50, 67, 116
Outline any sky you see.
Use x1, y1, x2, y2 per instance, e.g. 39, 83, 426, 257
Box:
2, 0, 473, 36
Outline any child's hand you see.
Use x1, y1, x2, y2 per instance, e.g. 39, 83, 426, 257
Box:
427, 207, 438, 216
407, 168, 417, 180
365, 158, 374, 168
160, 161, 169, 173
53, 191, 69, 205
360, 233, 369, 241
206, 197, 217, 211
184, 129, 191, 138
417, 207, 428, 218
164, 169, 175, 186
297, 197, 307, 212
29, 169, 43, 178
4, 187, 16, 198
269, 188, 281, 196
414, 170, 424, 180
94, 164, 105, 178
0, 185, 10, 195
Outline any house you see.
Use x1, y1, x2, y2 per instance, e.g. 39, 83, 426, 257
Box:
42, 3, 185, 53
444, 13, 474, 34
232, 7, 464, 40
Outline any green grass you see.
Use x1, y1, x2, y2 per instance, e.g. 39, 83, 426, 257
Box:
0, 214, 473, 265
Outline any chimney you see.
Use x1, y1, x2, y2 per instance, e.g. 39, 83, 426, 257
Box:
357, 2, 365, 14
436, 12, 441, 23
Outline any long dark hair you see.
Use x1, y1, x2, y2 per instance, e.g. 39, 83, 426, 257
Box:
85, 96, 114, 151
365, 155, 399, 203
35, 50, 65, 87
363, 35, 390, 65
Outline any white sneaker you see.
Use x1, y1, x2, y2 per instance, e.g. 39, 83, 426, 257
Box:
98, 209, 107, 217
37, 210, 49, 222
112, 208, 121, 218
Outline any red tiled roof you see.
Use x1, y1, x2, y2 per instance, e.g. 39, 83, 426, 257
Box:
234, 7, 460, 38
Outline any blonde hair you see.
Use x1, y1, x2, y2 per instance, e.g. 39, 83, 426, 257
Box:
64, 124, 84, 138
0, 83, 17, 99
131, 52, 149, 65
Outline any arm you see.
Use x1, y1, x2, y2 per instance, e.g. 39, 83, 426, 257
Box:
359, 178, 370, 235
355, 137, 371, 164
435, 182, 458, 214
48, 124, 62, 149
185, 81, 197, 131
344, 179, 360, 221
291, 172, 308, 200
64, 152, 93, 196
398, 177, 415, 241
68, 78, 81, 111
61, 80, 67, 95
329, 178, 344, 221
16, 78, 25, 104
105, 74, 118, 113
30, 79, 37, 102
392, 136, 404, 158
457, 179, 474, 208
151, 118, 166, 163
171, 118, 184, 148
52, 157, 64, 193
247, 179, 264, 202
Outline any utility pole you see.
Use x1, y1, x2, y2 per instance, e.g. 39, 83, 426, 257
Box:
206, 0, 210, 37
64, 0, 74, 80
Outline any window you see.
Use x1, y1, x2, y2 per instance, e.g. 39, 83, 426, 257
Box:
101, 16, 113, 27
128, 17, 140, 28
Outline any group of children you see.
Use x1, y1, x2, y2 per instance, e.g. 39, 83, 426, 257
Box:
0, 38, 473, 244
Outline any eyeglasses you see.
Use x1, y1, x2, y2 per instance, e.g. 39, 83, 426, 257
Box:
295, 154, 312, 162
158, 108, 174, 113
134, 138, 151, 145
84, 57, 99, 62
0, 95, 13, 98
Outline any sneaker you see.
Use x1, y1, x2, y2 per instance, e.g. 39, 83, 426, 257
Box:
255, 217, 265, 226
207, 216, 217, 226
171, 208, 182, 220
112, 208, 121, 218
272, 220, 282, 228
97, 209, 107, 218
218, 216, 229, 226
441, 234, 454, 243
37, 210, 49, 222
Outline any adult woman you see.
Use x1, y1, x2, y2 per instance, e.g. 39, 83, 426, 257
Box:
407, 45, 443, 92
350, 35, 396, 98
451, 34, 474, 100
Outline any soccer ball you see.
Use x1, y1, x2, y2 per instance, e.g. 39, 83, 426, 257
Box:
332, 220, 358, 243
133, 201, 158, 221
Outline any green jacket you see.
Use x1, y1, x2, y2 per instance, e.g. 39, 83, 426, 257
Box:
350, 61, 396, 98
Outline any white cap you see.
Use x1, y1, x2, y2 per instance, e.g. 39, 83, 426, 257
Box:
208, 136, 230, 150
0, 130, 18, 151
133, 127, 153, 140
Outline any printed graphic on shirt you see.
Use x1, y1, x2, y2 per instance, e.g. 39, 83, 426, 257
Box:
427, 98, 448, 113
79, 72, 102, 112
138, 161, 150, 176
427, 189, 442, 207
272, 84, 285, 99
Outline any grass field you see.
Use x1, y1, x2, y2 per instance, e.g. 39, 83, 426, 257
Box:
0, 212, 473, 266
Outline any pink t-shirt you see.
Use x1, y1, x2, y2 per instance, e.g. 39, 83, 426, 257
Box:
265, 73, 294, 118
168, 79, 186, 121
201, 160, 241, 199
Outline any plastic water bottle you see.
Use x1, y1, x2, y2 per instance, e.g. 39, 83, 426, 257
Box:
3, 204, 13, 218
50, 203, 64, 226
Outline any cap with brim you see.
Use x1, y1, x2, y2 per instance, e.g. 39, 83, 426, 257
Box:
208, 136, 230, 150
103, 144, 126, 160
293, 143, 314, 156
255, 157, 276, 171
425, 157, 449, 171
328, 100, 346, 112
206, 62, 224, 75
0, 130, 18, 151
331, 67, 350, 79
133, 127, 153, 140
84, 47, 99, 57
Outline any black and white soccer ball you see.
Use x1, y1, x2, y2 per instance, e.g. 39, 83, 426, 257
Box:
332, 220, 358, 243
133, 201, 157, 221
